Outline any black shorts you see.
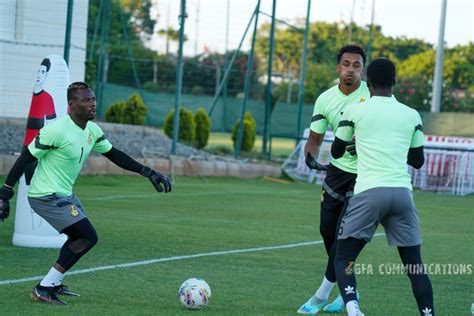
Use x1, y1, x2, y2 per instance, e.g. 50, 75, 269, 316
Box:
321, 164, 357, 215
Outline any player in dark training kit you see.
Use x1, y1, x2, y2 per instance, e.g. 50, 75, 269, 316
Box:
0, 82, 171, 305
298, 45, 369, 314
331, 58, 434, 316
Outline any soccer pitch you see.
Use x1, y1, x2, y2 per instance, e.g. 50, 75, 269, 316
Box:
0, 176, 472, 315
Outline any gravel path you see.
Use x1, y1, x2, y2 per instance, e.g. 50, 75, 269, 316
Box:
0, 118, 216, 160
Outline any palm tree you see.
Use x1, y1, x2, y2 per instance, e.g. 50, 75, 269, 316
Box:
157, 27, 187, 55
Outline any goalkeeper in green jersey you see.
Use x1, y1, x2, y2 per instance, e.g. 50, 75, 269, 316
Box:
0, 82, 171, 305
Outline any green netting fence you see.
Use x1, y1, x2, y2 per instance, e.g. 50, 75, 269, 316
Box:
101, 83, 474, 139
100, 83, 315, 138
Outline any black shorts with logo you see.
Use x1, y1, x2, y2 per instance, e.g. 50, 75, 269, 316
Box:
321, 164, 357, 216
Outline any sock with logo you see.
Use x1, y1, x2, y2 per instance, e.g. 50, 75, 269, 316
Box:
334, 238, 366, 305
398, 245, 435, 316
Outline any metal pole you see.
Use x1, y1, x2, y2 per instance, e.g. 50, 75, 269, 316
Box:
89, 0, 103, 61
96, 0, 110, 117
63, 0, 74, 64
208, 6, 258, 116
431, 0, 447, 113
348, 0, 356, 42
194, 0, 200, 55
225, 0, 230, 53
262, 0, 277, 155
295, 0, 311, 142
235, 0, 260, 158
171, 0, 187, 154
366, 0, 375, 65
118, 2, 142, 90
222, 0, 230, 131
287, 71, 294, 104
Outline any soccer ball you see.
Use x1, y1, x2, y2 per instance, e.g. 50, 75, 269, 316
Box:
178, 278, 211, 310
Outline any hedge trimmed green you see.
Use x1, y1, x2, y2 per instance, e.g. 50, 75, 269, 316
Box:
231, 111, 256, 152
164, 108, 195, 144
193, 108, 211, 149
104, 93, 148, 125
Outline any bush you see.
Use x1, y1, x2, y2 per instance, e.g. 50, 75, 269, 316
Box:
193, 108, 211, 149
191, 85, 205, 95
231, 111, 256, 152
104, 93, 148, 125
105, 101, 126, 123
394, 75, 431, 111
164, 84, 176, 93
142, 81, 160, 92
164, 107, 195, 144
122, 93, 148, 125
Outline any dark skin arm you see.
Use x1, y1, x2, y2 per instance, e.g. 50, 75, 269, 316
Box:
304, 130, 325, 158
304, 130, 329, 171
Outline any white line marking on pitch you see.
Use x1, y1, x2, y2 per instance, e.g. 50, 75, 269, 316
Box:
0, 233, 384, 286
83, 190, 308, 201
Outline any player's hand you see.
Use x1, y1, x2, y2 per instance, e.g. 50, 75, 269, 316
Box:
140, 167, 172, 193
0, 200, 10, 221
0, 185, 13, 221
305, 153, 329, 171
346, 139, 357, 156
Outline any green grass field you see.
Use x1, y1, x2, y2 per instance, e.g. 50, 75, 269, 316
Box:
207, 132, 296, 158
0, 176, 472, 315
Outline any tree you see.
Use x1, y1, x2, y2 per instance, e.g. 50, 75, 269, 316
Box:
120, 0, 156, 39
157, 27, 187, 55
86, 0, 158, 86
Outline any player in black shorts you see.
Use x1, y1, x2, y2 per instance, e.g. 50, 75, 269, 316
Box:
298, 45, 370, 314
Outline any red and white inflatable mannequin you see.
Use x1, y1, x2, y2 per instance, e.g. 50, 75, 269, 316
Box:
13, 54, 70, 248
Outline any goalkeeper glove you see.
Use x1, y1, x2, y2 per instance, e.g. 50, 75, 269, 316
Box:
346, 140, 356, 156
305, 153, 329, 171
0, 185, 14, 221
140, 167, 172, 193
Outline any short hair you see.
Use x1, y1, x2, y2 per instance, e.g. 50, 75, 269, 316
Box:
41, 58, 51, 72
67, 82, 90, 101
366, 58, 396, 89
337, 45, 367, 65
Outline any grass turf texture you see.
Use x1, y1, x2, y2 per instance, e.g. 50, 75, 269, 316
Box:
207, 132, 296, 158
0, 175, 472, 315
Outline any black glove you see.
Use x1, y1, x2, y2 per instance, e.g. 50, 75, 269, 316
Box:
346, 139, 356, 156
305, 153, 329, 171
0, 185, 14, 221
140, 167, 172, 193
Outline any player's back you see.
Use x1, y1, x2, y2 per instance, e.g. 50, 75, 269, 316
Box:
350, 96, 422, 193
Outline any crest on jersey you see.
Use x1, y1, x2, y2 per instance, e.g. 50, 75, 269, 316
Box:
87, 133, 92, 144
359, 98, 365, 103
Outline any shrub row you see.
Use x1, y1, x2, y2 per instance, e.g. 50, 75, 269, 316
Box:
105, 95, 256, 152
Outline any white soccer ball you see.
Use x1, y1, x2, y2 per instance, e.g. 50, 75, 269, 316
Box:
178, 278, 212, 310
